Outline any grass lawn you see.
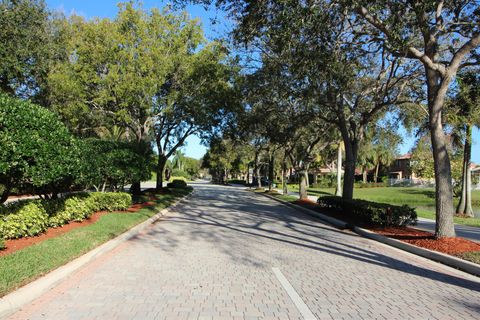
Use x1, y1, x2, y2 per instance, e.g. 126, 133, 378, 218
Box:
0, 187, 191, 297
287, 184, 480, 227
458, 251, 480, 264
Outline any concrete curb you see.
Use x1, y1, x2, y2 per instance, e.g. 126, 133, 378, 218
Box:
259, 192, 480, 277
0, 190, 194, 319
353, 226, 480, 277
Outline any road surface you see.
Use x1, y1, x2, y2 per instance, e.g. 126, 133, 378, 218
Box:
7, 182, 480, 320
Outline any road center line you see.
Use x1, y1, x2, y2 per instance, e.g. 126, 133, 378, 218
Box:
272, 267, 317, 320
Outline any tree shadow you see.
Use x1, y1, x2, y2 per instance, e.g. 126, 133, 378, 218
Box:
130, 183, 480, 298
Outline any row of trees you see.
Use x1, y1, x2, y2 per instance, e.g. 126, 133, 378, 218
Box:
193, 0, 480, 238
1, 1, 236, 195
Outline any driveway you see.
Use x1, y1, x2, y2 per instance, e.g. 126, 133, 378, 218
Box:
7, 182, 480, 320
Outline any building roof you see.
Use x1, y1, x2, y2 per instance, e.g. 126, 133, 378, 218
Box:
396, 153, 412, 160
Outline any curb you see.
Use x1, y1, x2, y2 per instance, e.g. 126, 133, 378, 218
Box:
0, 190, 194, 319
353, 226, 480, 277
259, 192, 480, 277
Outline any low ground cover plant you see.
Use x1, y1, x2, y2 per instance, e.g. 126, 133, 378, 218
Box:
0, 192, 132, 240
317, 196, 417, 227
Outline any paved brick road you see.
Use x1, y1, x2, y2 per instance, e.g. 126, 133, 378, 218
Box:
6, 182, 480, 320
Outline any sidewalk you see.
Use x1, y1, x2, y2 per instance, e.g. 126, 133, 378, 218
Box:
275, 188, 480, 243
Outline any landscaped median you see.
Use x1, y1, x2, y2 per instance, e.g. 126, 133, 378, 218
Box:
254, 189, 480, 276
0, 186, 192, 297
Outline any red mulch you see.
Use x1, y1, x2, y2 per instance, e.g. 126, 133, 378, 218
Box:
290, 200, 480, 257
371, 226, 480, 255
0, 201, 153, 257
293, 199, 318, 206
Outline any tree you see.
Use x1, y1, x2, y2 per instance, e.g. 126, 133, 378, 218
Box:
449, 71, 480, 216
0, 0, 52, 98
346, 0, 480, 237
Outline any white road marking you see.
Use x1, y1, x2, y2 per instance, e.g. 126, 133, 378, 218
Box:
272, 267, 317, 320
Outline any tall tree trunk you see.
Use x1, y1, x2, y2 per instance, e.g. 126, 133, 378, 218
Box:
362, 168, 367, 183
427, 69, 455, 238
246, 163, 250, 185
268, 153, 274, 191
335, 143, 342, 196
457, 125, 473, 217
374, 163, 380, 183
299, 169, 308, 200
156, 154, 167, 191
282, 157, 288, 195
342, 139, 358, 200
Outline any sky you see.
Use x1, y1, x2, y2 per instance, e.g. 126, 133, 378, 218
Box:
45, 0, 480, 162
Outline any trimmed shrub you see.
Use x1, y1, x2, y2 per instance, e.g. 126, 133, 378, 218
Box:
79, 139, 152, 191
0, 192, 132, 239
0, 93, 81, 202
228, 179, 246, 185
88, 192, 132, 211
167, 179, 188, 188
0, 202, 49, 239
317, 196, 417, 227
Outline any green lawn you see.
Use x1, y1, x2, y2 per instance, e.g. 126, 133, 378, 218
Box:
287, 184, 480, 227
0, 188, 191, 297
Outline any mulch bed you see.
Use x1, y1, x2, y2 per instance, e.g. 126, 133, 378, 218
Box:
290, 198, 480, 258
372, 227, 480, 256
0, 200, 154, 257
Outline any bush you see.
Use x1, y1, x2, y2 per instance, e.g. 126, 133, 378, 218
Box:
167, 179, 188, 188
0, 238, 4, 250
228, 179, 246, 185
311, 175, 336, 188
0, 192, 132, 239
79, 139, 152, 191
354, 182, 388, 188
171, 169, 190, 180
0, 202, 49, 239
317, 196, 417, 227
0, 93, 81, 201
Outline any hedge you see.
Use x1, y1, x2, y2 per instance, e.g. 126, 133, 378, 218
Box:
0, 192, 132, 240
167, 179, 188, 188
317, 196, 417, 227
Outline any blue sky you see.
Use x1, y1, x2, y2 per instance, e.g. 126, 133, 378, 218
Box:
45, 0, 480, 162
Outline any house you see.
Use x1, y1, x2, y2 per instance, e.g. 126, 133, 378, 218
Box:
388, 153, 416, 180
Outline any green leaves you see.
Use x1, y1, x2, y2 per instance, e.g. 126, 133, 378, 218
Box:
0, 93, 80, 198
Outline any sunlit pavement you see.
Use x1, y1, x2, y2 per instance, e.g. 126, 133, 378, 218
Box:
8, 182, 480, 320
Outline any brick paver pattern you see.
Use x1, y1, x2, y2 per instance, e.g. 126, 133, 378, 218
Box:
7, 182, 480, 320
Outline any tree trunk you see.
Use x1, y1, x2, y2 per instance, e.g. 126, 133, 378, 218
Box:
156, 154, 167, 191
335, 143, 342, 196
299, 170, 308, 200
457, 125, 473, 217
374, 163, 380, 183
427, 68, 455, 238
282, 158, 288, 195
362, 168, 367, 183
305, 170, 310, 187
0, 182, 11, 204
342, 139, 358, 200
268, 153, 274, 191
130, 181, 141, 195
